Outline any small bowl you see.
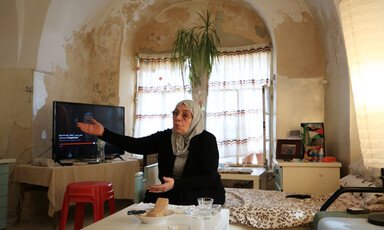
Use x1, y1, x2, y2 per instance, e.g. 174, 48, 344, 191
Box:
189, 204, 222, 218
135, 209, 174, 224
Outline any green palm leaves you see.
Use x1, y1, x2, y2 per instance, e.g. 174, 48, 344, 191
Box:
172, 11, 221, 87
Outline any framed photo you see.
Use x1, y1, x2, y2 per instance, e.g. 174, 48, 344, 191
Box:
276, 139, 302, 160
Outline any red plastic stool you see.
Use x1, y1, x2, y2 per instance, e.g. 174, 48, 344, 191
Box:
59, 181, 116, 230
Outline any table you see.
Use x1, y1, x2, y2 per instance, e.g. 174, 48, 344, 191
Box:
82, 204, 229, 230
0, 158, 16, 229
13, 159, 140, 217
219, 167, 266, 189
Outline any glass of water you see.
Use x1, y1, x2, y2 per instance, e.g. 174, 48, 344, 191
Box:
197, 197, 214, 220
168, 224, 190, 230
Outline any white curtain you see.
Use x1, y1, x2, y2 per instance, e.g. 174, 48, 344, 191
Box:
134, 53, 191, 138
340, 0, 384, 168
206, 44, 271, 163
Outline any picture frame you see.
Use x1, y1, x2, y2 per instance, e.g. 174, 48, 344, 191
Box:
303, 146, 324, 162
301, 122, 325, 161
276, 139, 302, 160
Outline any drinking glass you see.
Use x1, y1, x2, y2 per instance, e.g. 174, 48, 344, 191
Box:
168, 224, 190, 230
96, 138, 105, 163
197, 197, 214, 220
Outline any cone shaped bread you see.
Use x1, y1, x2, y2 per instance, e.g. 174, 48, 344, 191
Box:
146, 198, 169, 217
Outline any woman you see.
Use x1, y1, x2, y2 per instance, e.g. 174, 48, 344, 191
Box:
77, 100, 225, 205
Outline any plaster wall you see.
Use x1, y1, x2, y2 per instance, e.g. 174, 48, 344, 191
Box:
0, 0, 50, 68
36, 0, 117, 72
0, 68, 33, 161
135, 1, 271, 53
249, 0, 325, 77
31, 0, 128, 158
305, 0, 354, 176
0, 68, 34, 218
247, 0, 326, 144
276, 76, 324, 139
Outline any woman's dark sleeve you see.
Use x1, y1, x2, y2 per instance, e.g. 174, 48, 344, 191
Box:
173, 132, 219, 190
100, 128, 163, 155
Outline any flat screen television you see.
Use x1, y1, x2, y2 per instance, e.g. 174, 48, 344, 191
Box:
52, 101, 125, 164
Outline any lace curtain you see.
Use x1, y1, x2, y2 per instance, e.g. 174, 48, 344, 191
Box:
206, 44, 271, 163
134, 53, 191, 138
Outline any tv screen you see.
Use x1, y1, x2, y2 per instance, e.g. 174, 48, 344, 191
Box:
52, 101, 125, 163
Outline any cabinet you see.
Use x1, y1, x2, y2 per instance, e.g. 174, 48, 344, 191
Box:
274, 160, 341, 193
0, 159, 15, 229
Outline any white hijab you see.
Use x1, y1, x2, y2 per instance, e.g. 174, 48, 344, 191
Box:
171, 100, 204, 178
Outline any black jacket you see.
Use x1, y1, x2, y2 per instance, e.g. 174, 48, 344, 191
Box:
101, 128, 225, 205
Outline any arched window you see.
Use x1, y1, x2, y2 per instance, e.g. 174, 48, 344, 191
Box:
134, 44, 272, 167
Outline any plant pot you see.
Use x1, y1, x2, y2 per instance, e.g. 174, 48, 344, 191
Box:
256, 153, 263, 164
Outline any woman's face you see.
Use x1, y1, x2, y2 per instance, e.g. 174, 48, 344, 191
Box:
172, 104, 193, 135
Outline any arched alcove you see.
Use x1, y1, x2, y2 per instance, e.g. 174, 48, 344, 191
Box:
132, 1, 271, 53
115, 0, 274, 136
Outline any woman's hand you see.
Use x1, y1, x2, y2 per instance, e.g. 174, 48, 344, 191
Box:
148, 177, 174, 193
77, 118, 105, 136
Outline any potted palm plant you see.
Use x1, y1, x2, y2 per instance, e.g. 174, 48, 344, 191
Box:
172, 10, 221, 115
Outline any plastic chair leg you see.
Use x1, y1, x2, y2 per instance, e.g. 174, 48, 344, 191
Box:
59, 194, 70, 230
92, 201, 104, 222
74, 202, 85, 230
108, 198, 116, 214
